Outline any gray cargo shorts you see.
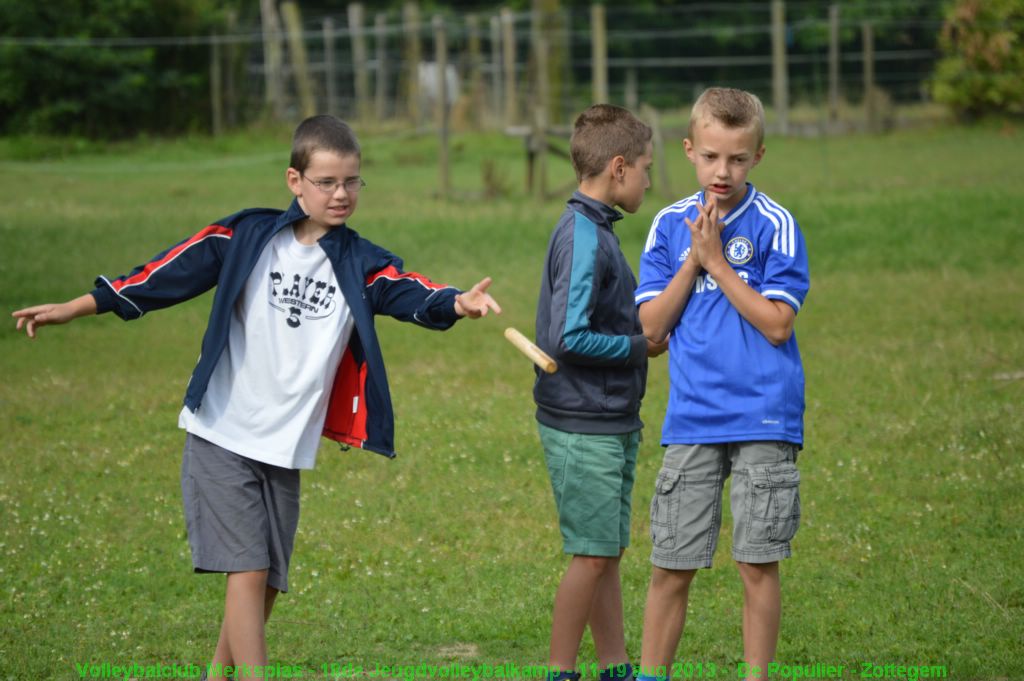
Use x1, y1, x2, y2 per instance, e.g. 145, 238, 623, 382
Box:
649, 441, 800, 570
181, 433, 300, 592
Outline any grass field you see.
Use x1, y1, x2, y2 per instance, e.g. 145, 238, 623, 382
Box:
1, 121, 1022, 681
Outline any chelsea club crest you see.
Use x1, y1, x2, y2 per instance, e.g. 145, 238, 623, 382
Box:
725, 237, 753, 265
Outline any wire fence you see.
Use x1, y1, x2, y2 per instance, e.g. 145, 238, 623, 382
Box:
253, 3, 944, 133
1, 2, 949, 136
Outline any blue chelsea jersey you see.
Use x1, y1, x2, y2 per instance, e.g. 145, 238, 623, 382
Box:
635, 184, 810, 446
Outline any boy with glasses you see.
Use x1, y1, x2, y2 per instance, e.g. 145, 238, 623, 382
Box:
12, 115, 500, 680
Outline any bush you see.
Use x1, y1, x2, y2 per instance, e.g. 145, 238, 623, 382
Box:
931, 0, 1024, 119
0, 0, 230, 138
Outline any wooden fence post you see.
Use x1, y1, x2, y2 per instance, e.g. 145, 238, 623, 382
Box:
490, 14, 503, 124
771, 0, 789, 135
467, 14, 484, 129
225, 8, 238, 128
532, 34, 549, 200
281, 1, 316, 119
591, 4, 608, 104
434, 15, 450, 199
862, 20, 877, 132
501, 8, 517, 126
323, 18, 337, 116
403, 2, 422, 126
374, 13, 388, 120
260, 0, 286, 120
531, 0, 564, 125
210, 34, 223, 136
641, 104, 673, 200
625, 68, 637, 111
828, 4, 840, 124
349, 3, 370, 122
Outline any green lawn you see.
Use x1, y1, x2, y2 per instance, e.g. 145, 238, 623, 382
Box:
1, 121, 1022, 680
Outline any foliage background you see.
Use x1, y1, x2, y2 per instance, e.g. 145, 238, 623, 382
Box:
931, 0, 1024, 119
0, 0, 979, 139
0, 0, 231, 137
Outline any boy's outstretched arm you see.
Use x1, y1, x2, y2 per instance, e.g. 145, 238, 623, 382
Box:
689, 202, 796, 346
454, 277, 502, 318
12, 293, 98, 339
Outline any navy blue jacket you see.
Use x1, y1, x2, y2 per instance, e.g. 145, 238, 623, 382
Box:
90, 198, 462, 458
533, 192, 649, 434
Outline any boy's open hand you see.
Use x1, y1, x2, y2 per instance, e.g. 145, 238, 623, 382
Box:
454, 277, 502, 318
13, 303, 77, 338
12, 294, 98, 338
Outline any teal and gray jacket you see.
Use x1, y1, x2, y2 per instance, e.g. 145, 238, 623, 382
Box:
533, 191, 649, 434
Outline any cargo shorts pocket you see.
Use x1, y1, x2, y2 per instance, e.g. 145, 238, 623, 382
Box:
650, 470, 682, 549
746, 462, 801, 544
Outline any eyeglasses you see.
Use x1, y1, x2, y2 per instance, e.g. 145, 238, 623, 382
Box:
302, 175, 366, 194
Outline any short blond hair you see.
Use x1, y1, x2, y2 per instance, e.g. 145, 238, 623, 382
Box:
570, 104, 652, 182
688, 88, 765, 148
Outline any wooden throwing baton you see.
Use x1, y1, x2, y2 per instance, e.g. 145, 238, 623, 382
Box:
504, 327, 558, 374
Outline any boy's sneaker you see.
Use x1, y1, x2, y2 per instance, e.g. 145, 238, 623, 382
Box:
636, 670, 667, 681
601, 663, 635, 681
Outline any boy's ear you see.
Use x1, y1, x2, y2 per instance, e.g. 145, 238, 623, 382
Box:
286, 167, 303, 197
752, 144, 766, 167
606, 154, 622, 180
609, 154, 627, 182
683, 138, 696, 164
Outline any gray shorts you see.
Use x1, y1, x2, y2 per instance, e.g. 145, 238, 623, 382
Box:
649, 441, 800, 570
181, 433, 300, 592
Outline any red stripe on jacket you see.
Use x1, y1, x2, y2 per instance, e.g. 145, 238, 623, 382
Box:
111, 225, 234, 292
366, 265, 446, 290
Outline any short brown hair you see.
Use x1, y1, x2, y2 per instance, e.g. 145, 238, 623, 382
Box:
688, 88, 766, 148
570, 104, 652, 182
290, 115, 361, 172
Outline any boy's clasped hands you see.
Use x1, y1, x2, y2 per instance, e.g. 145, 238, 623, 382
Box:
684, 194, 726, 273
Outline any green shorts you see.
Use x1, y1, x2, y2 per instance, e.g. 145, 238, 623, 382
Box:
538, 422, 640, 557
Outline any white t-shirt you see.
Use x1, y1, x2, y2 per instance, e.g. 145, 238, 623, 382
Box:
180, 227, 354, 469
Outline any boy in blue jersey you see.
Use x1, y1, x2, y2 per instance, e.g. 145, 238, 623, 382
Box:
633, 88, 809, 678
13, 116, 500, 681
534, 104, 667, 681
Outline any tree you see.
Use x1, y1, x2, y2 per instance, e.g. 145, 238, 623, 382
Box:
0, 0, 233, 138
931, 0, 1024, 119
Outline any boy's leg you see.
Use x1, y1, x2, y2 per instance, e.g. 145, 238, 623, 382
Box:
549, 554, 622, 670
640, 444, 727, 677
208, 570, 269, 681
638, 566, 696, 675
589, 429, 639, 671
587, 549, 628, 668
209, 583, 280, 672
181, 434, 301, 681
728, 441, 800, 677
736, 561, 780, 676
225, 584, 279, 629
539, 426, 637, 673
264, 585, 280, 619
